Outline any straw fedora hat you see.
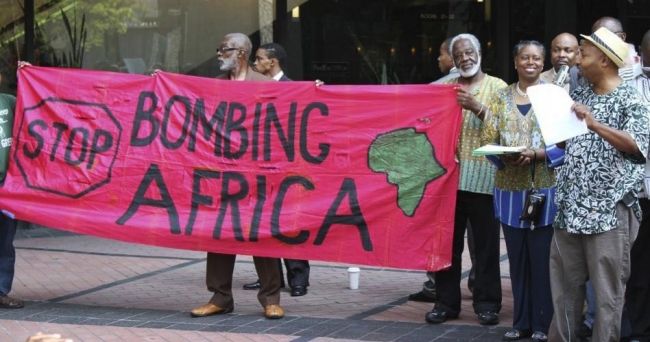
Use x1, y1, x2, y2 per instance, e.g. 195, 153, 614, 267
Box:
580, 27, 629, 68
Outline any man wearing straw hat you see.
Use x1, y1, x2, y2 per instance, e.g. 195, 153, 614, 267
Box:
549, 27, 650, 341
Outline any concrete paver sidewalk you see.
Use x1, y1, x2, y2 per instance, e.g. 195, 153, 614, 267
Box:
0, 226, 516, 342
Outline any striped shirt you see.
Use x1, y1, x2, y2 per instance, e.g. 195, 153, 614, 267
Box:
443, 74, 507, 194
488, 145, 564, 228
493, 187, 556, 228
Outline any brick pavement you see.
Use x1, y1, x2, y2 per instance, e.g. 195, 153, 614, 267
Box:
0, 226, 519, 342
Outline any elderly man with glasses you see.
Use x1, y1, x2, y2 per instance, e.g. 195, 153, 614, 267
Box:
190, 32, 284, 320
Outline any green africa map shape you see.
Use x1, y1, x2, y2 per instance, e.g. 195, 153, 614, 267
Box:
368, 128, 446, 217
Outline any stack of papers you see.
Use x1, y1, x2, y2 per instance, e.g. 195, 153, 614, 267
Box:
472, 145, 525, 156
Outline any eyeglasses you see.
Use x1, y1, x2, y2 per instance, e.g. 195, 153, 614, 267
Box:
216, 47, 239, 54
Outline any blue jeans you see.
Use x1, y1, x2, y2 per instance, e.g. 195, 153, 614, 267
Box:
0, 214, 17, 296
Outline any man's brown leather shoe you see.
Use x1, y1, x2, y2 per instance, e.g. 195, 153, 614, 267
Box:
190, 303, 233, 317
264, 304, 284, 319
0, 296, 24, 309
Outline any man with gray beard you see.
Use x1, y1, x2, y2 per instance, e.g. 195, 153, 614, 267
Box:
425, 33, 506, 326
189, 33, 284, 320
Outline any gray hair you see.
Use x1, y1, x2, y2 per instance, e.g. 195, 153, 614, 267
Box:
225, 33, 253, 60
449, 33, 481, 55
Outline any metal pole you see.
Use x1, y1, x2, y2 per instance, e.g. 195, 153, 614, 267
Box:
25, 0, 35, 63
275, 0, 288, 46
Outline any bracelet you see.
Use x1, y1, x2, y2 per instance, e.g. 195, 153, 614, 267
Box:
476, 106, 484, 117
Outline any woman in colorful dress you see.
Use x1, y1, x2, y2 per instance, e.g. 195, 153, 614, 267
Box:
480, 40, 564, 342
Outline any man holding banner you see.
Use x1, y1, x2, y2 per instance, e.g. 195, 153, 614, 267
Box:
426, 33, 506, 326
250, 42, 311, 298
189, 33, 285, 320
0, 70, 24, 310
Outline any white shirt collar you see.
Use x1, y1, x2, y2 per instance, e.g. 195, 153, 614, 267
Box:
273, 71, 284, 81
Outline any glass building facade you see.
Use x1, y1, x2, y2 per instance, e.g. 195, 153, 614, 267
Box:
1, 0, 648, 95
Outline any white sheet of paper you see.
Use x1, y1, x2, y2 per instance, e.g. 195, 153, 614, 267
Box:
527, 84, 589, 145
472, 145, 525, 156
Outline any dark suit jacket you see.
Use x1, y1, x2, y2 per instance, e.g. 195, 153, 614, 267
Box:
217, 66, 273, 81
274, 71, 310, 287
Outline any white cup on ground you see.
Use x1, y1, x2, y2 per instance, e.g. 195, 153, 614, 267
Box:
348, 267, 361, 289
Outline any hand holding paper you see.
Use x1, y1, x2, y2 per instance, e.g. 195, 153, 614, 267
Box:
527, 84, 589, 145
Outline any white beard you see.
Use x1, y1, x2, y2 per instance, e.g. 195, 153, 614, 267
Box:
457, 57, 481, 78
219, 55, 238, 72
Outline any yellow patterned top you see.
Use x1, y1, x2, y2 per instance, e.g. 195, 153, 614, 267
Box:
480, 84, 555, 191
442, 74, 507, 194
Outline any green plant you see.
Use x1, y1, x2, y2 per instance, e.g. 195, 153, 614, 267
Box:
60, 7, 87, 68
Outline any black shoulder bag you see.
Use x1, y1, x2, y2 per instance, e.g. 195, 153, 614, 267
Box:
519, 151, 546, 229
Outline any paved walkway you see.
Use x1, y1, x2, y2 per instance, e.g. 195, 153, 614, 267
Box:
0, 225, 519, 342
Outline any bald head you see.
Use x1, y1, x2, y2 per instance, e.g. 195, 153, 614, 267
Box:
592, 16, 626, 41
552, 33, 578, 46
550, 33, 579, 70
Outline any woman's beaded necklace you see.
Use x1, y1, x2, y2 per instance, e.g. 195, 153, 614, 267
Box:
515, 82, 528, 97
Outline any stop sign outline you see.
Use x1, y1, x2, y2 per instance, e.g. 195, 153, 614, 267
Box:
13, 97, 123, 198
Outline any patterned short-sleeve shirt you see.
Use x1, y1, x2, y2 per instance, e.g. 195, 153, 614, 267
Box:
554, 82, 650, 234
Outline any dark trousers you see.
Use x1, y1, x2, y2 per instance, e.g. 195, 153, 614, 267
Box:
423, 223, 476, 298
0, 214, 17, 296
626, 198, 650, 341
206, 252, 281, 308
284, 259, 310, 287
434, 191, 502, 314
502, 224, 554, 334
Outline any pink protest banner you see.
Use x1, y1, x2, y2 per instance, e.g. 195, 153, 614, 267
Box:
0, 66, 461, 271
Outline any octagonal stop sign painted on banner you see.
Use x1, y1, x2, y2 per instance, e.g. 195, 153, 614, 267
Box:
14, 98, 122, 198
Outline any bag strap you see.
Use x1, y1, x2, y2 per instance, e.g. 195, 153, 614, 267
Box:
530, 150, 536, 188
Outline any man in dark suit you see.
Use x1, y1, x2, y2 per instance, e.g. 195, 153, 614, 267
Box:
190, 33, 284, 320
247, 42, 311, 297
253, 43, 291, 81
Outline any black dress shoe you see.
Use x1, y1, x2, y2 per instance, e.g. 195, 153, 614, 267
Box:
408, 291, 436, 303
243, 280, 261, 290
478, 310, 499, 325
290, 285, 307, 297
425, 308, 459, 324
503, 329, 532, 341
